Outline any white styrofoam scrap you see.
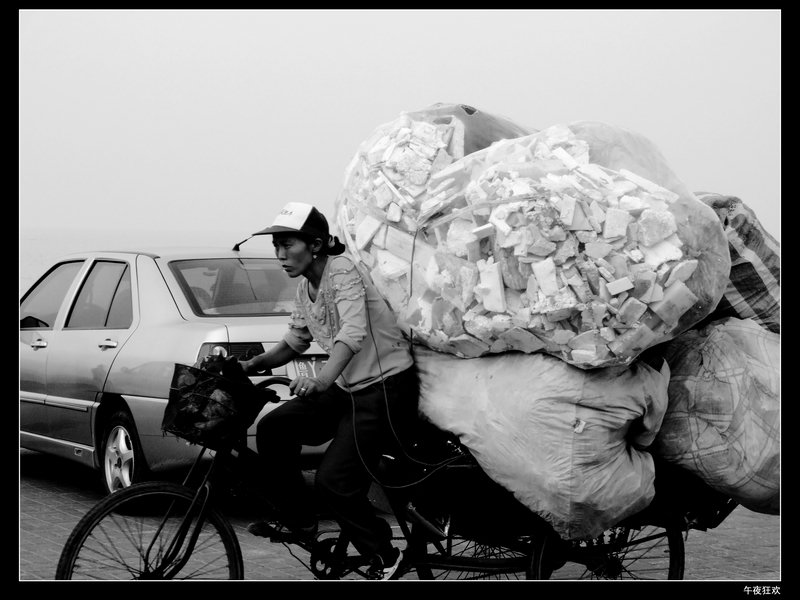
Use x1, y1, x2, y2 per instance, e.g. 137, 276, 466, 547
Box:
536, 286, 579, 321
606, 276, 634, 296
552, 146, 578, 169
386, 203, 403, 223
570, 348, 599, 364
566, 275, 590, 303
663, 259, 699, 288
588, 200, 607, 224
641, 239, 682, 268
373, 181, 394, 209
355, 214, 384, 250
427, 159, 467, 189
498, 327, 547, 353
649, 282, 664, 303
499, 229, 526, 249
550, 328, 576, 345
649, 279, 699, 326
578, 162, 614, 185
638, 209, 677, 247
611, 179, 638, 198
577, 200, 602, 232
471, 223, 494, 240
619, 195, 647, 214
559, 195, 577, 226
475, 258, 507, 313
639, 194, 668, 212
423, 255, 440, 291
489, 208, 513, 237
619, 168, 662, 193
509, 179, 534, 197
531, 257, 559, 296
404, 182, 428, 198
463, 312, 494, 341
626, 248, 644, 263
584, 241, 614, 260
429, 148, 454, 176
608, 322, 659, 357
567, 201, 594, 231
599, 326, 616, 342
598, 266, 615, 282
489, 314, 514, 337
374, 249, 410, 280
524, 272, 540, 301
617, 297, 648, 325
603, 208, 631, 239
567, 330, 601, 350
445, 219, 479, 258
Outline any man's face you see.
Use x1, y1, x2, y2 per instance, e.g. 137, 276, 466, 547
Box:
272, 234, 313, 278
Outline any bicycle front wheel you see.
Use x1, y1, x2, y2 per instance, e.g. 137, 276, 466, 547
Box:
56, 481, 244, 580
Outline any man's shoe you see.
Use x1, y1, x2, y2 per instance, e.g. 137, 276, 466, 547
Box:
367, 546, 403, 580
247, 520, 317, 547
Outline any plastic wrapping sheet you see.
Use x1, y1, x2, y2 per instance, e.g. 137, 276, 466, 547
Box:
652, 317, 780, 514
415, 345, 670, 540
337, 108, 730, 369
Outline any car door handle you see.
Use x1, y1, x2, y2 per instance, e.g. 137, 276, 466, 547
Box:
98, 339, 118, 349
30, 339, 47, 349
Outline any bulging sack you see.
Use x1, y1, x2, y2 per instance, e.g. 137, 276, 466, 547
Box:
337, 110, 730, 369
693, 193, 780, 334
415, 345, 670, 540
651, 317, 780, 514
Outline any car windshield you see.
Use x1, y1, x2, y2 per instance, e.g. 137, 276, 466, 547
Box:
170, 258, 296, 316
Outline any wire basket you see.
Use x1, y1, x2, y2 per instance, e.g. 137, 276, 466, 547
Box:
163, 363, 272, 449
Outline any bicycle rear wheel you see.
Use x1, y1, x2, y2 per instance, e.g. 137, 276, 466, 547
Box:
414, 534, 532, 580
528, 524, 684, 580
56, 481, 244, 580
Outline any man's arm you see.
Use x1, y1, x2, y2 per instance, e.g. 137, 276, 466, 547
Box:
290, 341, 354, 396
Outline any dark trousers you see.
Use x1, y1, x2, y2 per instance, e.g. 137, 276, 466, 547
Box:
255, 366, 418, 558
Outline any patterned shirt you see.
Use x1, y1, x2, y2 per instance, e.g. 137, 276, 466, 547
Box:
283, 254, 413, 392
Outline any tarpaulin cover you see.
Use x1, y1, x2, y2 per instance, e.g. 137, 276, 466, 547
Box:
694, 193, 780, 334
415, 345, 670, 539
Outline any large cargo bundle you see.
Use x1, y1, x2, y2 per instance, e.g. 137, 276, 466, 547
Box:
415, 345, 670, 540
651, 317, 780, 515
337, 107, 730, 368
693, 193, 780, 334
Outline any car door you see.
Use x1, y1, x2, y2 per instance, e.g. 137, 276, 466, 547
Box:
20, 260, 86, 438
44, 257, 138, 446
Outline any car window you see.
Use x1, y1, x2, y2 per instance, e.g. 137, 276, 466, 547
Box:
20, 261, 84, 329
170, 258, 297, 316
66, 261, 132, 329
106, 266, 133, 328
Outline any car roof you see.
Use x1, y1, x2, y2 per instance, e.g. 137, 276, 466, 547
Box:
57, 246, 277, 261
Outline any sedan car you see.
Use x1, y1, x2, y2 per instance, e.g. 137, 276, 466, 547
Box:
19, 246, 328, 495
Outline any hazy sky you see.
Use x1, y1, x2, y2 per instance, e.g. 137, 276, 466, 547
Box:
19, 9, 781, 245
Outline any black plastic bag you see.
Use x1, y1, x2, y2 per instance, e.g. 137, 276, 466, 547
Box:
163, 360, 275, 449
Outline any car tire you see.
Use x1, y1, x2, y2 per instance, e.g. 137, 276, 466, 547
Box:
99, 409, 149, 495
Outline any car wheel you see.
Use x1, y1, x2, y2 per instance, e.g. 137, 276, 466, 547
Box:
100, 409, 149, 495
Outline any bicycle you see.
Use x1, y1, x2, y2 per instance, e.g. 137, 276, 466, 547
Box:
55, 366, 737, 580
